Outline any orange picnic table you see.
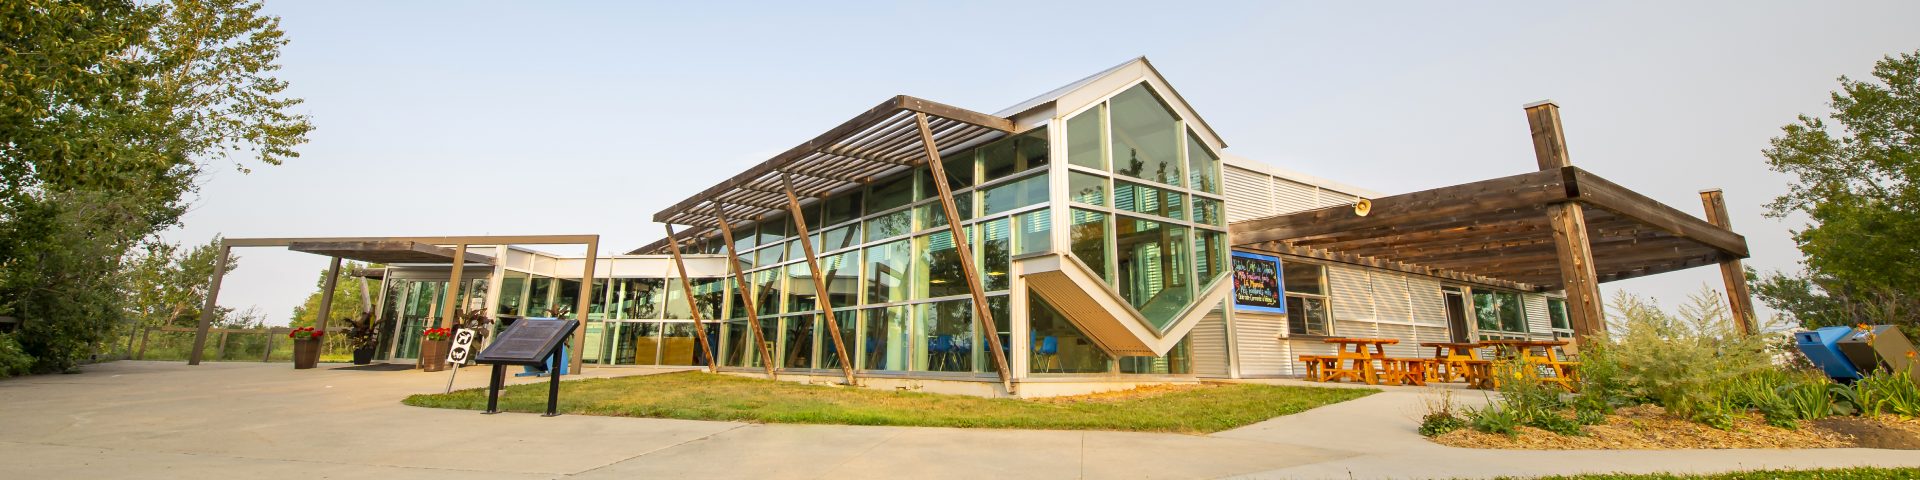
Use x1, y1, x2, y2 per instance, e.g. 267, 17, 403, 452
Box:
1480, 339, 1581, 392
1306, 337, 1428, 386
1418, 341, 1485, 385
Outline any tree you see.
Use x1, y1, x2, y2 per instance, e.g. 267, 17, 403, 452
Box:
123, 237, 240, 332
0, 0, 311, 373
1758, 49, 1920, 339
288, 262, 379, 329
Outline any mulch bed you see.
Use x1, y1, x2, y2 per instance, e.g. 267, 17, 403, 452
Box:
1433, 405, 1920, 450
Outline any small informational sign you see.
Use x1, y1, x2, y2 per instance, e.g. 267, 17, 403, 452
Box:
1231, 251, 1287, 314
475, 318, 577, 365
446, 328, 477, 365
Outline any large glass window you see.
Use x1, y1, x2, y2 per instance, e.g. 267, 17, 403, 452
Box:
1109, 84, 1182, 187
1114, 216, 1192, 330
1119, 336, 1190, 374
1069, 209, 1110, 280
864, 239, 911, 303
1066, 105, 1105, 169
915, 299, 973, 372
614, 322, 661, 365
1192, 197, 1222, 226
979, 217, 1010, 291
864, 306, 911, 371
610, 278, 663, 320
1474, 291, 1527, 333
979, 173, 1048, 216
526, 276, 554, 316
982, 127, 1049, 181
1115, 181, 1186, 220
865, 209, 911, 242
1283, 261, 1331, 336
1014, 210, 1051, 256
497, 271, 528, 316
1549, 298, 1571, 330
915, 230, 969, 299
664, 277, 723, 320
921, 151, 975, 196
1029, 294, 1110, 374
1195, 230, 1226, 285
1068, 171, 1107, 206
660, 322, 713, 366
820, 310, 858, 370
781, 315, 816, 369
866, 175, 913, 214
1187, 131, 1220, 194
724, 319, 754, 367
823, 190, 863, 226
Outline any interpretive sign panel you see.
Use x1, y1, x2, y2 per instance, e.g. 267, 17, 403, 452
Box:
475, 318, 576, 365
1231, 251, 1287, 314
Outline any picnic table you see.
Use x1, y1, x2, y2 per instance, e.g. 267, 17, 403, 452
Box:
1301, 337, 1428, 386
1419, 342, 1482, 384
1480, 339, 1581, 392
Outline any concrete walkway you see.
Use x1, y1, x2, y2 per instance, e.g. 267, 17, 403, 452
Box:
0, 361, 1915, 479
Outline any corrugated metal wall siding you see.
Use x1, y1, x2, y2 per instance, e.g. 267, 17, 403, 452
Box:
1233, 312, 1289, 377
1191, 306, 1231, 377
1224, 166, 1275, 223
1523, 293, 1559, 339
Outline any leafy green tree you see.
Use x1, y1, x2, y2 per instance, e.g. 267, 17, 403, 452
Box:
0, 0, 311, 373
1759, 49, 1920, 337
122, 238, 240, 331
289, 262, 380, 329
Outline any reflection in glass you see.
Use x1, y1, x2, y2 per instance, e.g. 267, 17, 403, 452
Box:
1115, 181, 1186, 220
1109, 84, 1182, 187
1067, 105, 1105, 169
665, 278, 723, 320
866, 175, 913, 214
614, 321, 661, 365
781, 315, 816, 369
864, 239, 910, 304
979, 217, 1010, 291
497, 271, 528, 316
915, 300, 973, 372
980, 173, 1048, 216
1014, 210, 1051, 256
1069, 171, 1107, 206
1192, 197, 1222, 226
865, 209, 911, 242
1119, 336, 1190, 374
526, 277, 553, 316
1070, 209, 1110, 280
660, 322, 714, 366
1187, 131, 1221, 194
864, 307, 911, 371
915, 230, 969, 299
1115, 216, 1192, 330
1195, 230, 1226, 286
820, 309, 859, 370
981, 127, 1049, 182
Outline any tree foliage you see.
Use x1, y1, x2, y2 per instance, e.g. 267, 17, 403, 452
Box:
1759, 49, 1920, 336
122, 237, 239, 330
0, 0, 310, 373
288, 261, 379, 329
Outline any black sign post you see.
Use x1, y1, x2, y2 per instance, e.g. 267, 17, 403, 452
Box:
473, 318, 578, 417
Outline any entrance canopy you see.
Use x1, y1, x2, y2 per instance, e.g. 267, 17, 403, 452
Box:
1229, 166, 1748, 292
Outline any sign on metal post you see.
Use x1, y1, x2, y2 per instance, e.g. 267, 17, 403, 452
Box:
443, 327, 477, 393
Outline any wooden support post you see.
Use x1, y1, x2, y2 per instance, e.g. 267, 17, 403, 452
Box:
1699, 189, 1757, 335
1526, 101, 1607, 341
440, 244, 468, 329
663, 225, 720, 374
571, 240, 598, 373
188, 244, 231, 365
262, 328, 276, 362
778, 172, 858, 385
215, 331, 228, 361
712, 205, 779, 379
315, 256, 342, 333
916, 112, 1013, 393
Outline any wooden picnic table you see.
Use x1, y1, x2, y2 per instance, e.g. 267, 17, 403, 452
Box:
1480, 339, 1581, 392
1419, 342, 1481, 384
1320, 337, 1398, 385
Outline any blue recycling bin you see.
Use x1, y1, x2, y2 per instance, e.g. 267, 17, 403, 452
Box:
1796, 326, 1862, 381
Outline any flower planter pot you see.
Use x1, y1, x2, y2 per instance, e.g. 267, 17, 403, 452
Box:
420, 338, 451, 372
351, 346, 375, 365
292, 339, 321, 370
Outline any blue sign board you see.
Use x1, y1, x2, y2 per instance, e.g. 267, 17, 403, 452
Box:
1231, 251, 1287, 314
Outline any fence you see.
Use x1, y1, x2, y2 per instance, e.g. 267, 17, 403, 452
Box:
127, 326, 359, 363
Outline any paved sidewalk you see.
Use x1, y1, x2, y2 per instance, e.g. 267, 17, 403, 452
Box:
1, 361, 1916, 479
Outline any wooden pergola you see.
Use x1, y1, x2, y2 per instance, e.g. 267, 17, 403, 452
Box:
651, 94, 1021, 392
1229, 102, 1757, 340
186, 235, 600, 371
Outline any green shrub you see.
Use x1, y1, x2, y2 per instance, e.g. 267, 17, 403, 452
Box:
1601, 290, 1780, 420
1852, 370, 1920, 417
1467, 405, 1520, 436
1421, 410, 1467, 437
1780, 376, 1835, 421
0, 333, 31, 378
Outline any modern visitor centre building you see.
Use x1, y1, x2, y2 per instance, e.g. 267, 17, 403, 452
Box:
188, 58, 1756, 397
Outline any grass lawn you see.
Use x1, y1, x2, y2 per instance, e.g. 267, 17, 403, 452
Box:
1511, 467, 1920, 479
402, 371, 1372, 434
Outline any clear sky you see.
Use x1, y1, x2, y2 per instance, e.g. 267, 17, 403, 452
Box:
168, 1, 1920, 326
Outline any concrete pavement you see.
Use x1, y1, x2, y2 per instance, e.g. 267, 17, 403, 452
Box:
0, 361, 1915, 479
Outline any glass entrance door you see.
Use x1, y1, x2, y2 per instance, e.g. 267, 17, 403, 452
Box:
386, 280, 447, 361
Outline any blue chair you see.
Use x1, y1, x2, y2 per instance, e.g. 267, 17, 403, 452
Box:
952, 336, 973, 370
1036, 336, 1060, 373
930, 335, 953, 370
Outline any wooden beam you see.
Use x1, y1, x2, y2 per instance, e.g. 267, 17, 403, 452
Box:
778, 172, 858, 385
570, 238, 598, 373
1700, 189, 1757, 335
189, 243, 231, 365
917, 112, 1013, 393
1231, 170, 1570, 246
1525, 101, 1605, 341
1525, 100, 1574, 170
713, 204, 778, 379
662, 224, 719, 373
314, 256, 342, 333
1570, 168, 1750, 257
